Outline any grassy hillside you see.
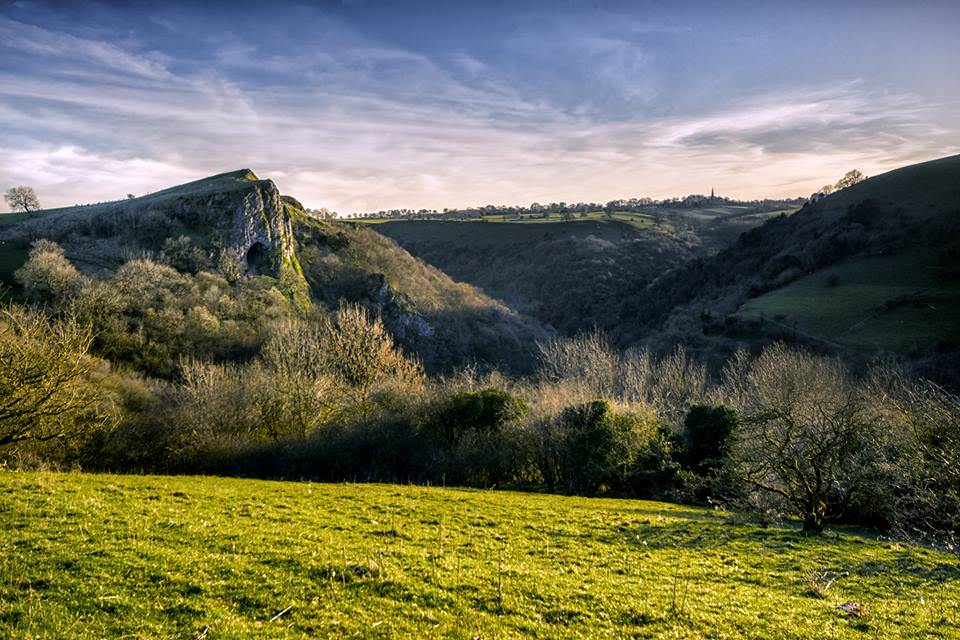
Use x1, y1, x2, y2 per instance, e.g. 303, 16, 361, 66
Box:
371, 219, 699, 335
0, 171, 551, 374
292, 215, 550, 373
624, 154, 960, 376
2, 471, 957, 639
738, 246, 960, 351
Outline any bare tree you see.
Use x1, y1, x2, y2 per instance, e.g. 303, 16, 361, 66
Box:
0, 307, 114, 447
4, 186, 40, 214
866, 366, 960, 544
321, 304, 424, 400
834, 169, 866, 190
722, 344, 876, 532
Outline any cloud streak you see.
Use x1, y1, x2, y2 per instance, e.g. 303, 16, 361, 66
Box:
0, 5, 956, 213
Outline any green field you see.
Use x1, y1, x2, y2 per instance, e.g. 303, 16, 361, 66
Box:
358, 211, 678, 234
737, 247, 960, 350
2, 472, 957, 638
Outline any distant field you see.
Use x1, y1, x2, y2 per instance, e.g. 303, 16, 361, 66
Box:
737, 247, 960, 350
358, 211, 680, 235
2, 471, 957, 639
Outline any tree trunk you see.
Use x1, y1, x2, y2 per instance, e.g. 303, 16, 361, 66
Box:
802, 499, 826, 533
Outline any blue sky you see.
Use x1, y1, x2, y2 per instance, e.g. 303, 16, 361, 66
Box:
1, 0, 957, 213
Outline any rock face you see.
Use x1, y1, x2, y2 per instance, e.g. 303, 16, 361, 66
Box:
365, 273, 434, 338
227, 179, 296, 277
4, 168, 298, 281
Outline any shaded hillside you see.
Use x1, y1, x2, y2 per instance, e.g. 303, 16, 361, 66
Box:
372, 219, 700, 335
624, 154, 960, 379
0, 171, 550, 374
289, 212, 550, 373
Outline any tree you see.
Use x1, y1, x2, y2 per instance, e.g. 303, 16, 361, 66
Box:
126, 193, 136, 199
555, 400, 650, 496
4, 186, 40, 214
681, 405, 738, 474
320, 303, 423, 399
866, 367, 960, 542
723, 345, 878, 532
818, 184, 835, 196
14, 240, 85, 302
834, 169, 865, 191
0, 307, 114, 447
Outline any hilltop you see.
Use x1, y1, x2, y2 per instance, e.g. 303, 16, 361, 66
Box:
0, 170, 549, 374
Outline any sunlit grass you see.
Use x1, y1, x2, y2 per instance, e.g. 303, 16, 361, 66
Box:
2, 471, 957, 638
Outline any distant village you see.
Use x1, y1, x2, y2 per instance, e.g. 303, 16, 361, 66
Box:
343, 189, 808, 220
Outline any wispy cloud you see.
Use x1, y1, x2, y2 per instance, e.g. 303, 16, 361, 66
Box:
0, 6, 956, 213
0, 17, 173, 81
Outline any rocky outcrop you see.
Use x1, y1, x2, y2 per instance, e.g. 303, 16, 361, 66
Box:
227, 179, 296, 277
4, 168, 299, 282
365, 273, 434, 338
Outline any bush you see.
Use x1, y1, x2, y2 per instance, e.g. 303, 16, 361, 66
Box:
681, 405, 738, 474
14, 240, 85, 303
0, 306, 116, 452
674, 405, 740, 503
426, 388, 527, 446
552, 400, 652, 496
321, 304, 424, 400
426, 387, 530, 487
161, 235, 212, 274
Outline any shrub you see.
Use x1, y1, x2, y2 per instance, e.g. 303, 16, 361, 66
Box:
425, 387, 530, 487
674, 405, 740, 503
681, 405, 738, 474
0, 306, 116, 451
553, 400, 651, 496
161, 235, 212, 274
14, 240, 85, 302
426, 388, 527, 447
320, 304, 424, 400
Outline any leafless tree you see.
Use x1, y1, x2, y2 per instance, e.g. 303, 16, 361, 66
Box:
0, 307, 114, 447
722, 344, 876, 532
4, 186, 40, 214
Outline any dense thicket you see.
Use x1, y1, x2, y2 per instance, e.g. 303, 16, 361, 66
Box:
4, 282, 958, 543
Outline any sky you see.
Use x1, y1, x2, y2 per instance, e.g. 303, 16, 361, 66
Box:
1, 0, 958, 214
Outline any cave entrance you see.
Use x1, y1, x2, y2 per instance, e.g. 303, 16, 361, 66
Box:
245, 242, 269, 275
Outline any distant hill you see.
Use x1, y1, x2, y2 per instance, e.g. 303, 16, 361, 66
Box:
625, 154, 960, 381
370, 218, 701, 336
368, 203, 797, 337
0, 171, 550, 374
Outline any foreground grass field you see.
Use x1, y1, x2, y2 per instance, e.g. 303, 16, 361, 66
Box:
1, 472, 958, 639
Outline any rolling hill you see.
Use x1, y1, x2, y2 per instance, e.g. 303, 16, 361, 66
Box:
370, 218, 701, 336
622, 154, 960, 380
0, 171, 550, 374
367, 203, 798, 337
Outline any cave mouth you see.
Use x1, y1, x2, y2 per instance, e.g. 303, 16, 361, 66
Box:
245, 242, 269, 275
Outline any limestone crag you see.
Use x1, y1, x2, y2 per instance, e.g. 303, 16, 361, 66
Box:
228, 180, 296, 277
